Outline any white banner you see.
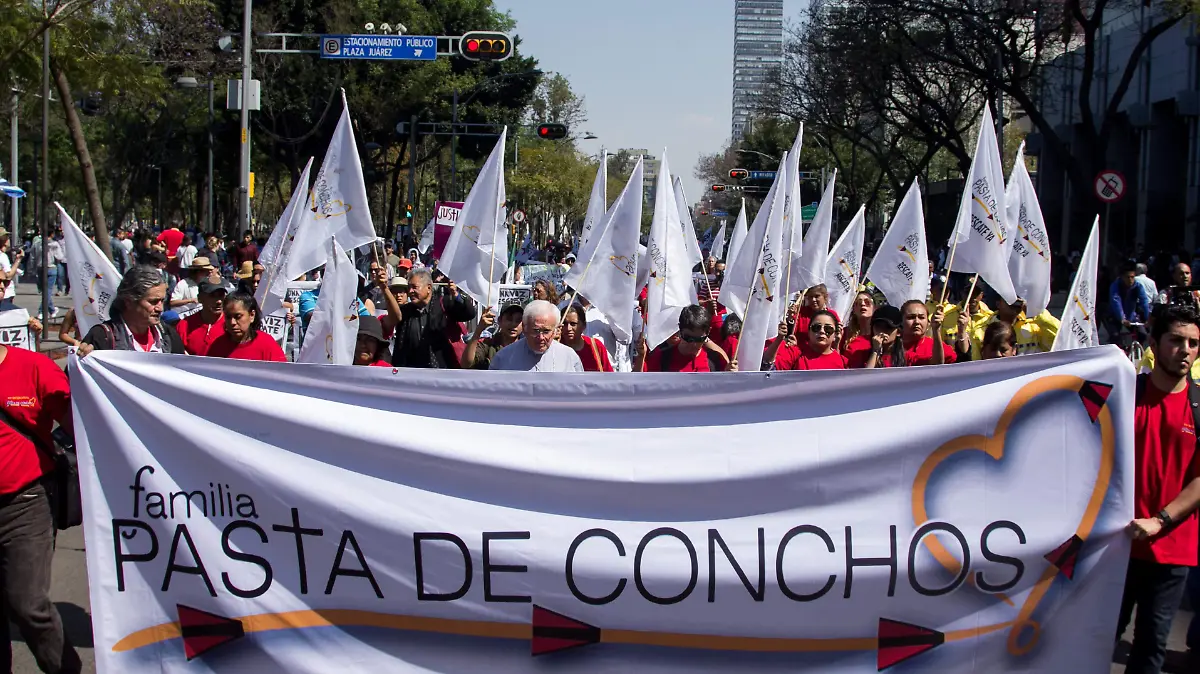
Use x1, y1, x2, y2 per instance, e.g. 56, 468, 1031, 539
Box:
518, 264, 566, 294
73, 348, 1134, 673
0, 308, 32, 349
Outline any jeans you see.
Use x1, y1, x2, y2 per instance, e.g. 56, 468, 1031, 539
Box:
1117, 557, 1189, 674
42, 266, 57, 314
1187, 564, 1200, 651
0, 483, 81, 673
56, 263, 68, 294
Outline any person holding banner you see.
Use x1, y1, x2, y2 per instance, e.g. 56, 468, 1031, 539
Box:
489, 300, 583, 372
353, 316, 392, 367
841, 290, 875, 365
971, 297, 1059, 360
177, 282, 226, 357
206, 292, 286, 362
978, 321, 1017, 359
0, 343, 84, 674
1118, 304, 1200, 674
79, 265, 185, 356
559, 305, 615, 372
639, 305, 734, 373
788, 285, 839, 338
462, 305, 522, 370
772, 309, 848, 371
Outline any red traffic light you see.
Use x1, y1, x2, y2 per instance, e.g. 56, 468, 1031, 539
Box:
711, 184, 726, 192
536, 123, 568, 140
729, 168, 748, 181
459, 31, 513, 61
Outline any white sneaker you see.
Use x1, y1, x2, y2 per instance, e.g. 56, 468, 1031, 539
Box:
51, 308, 61, 319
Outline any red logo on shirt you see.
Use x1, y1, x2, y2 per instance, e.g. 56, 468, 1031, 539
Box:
4, 396, 35, 409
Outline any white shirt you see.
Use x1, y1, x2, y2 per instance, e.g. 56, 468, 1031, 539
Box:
584, 306, 633, 372
0, 251, 17, 300
178, 245, 198, 269
171, 277, 201, 313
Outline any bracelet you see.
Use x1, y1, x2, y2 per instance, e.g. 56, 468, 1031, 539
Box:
1156, 509, 1173, 528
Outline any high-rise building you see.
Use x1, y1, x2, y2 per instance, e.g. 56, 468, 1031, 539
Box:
623, 148, 660, 204
732, 0, 784, 141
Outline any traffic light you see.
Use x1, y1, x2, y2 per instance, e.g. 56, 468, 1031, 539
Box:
729, 168, 748, 181
459, 32, 513, 61
405, 204, 414, 220
536, 123, 568, 140
711, 184, 726, 192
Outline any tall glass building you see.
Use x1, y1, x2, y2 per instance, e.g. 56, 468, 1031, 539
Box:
732, 0, 784, 141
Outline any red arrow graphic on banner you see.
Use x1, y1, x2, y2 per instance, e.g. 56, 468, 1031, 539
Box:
118, 604, 1015, 670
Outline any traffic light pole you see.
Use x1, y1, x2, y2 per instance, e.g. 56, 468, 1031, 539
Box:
237, 0, 252, 235
407, 113, 417, 234
450, 87, 458, 201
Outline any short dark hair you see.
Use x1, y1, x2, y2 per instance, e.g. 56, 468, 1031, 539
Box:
1150, 304, 1200, 343
982, 321, 1016, 354
721, 314, 742, 339
222, 291, 263, 339
499, 304, 524, 321
1119, 259, 1138, 275
561, 304, 587, 330
678, 304, 712, 334
809, 309, 839, 326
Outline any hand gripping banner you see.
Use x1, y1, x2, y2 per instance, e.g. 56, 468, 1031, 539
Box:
70, 348, 1135, 673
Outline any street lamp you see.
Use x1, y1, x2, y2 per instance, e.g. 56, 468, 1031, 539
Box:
451, 69, 543, 199
583, 132, 598, 140
735, 148, 779, 163
174, 76, 215, 233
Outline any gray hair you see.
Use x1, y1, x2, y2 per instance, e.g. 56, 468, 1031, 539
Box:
522, 299, 559, 326
110, 264, 167, 320
1135, 263, 1148, 275
407, 268, 433, 287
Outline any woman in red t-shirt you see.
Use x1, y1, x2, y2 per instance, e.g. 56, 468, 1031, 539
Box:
841, 291, 874, 363
559, 305, 614, 372
776, 310, 848, 370
206, 292, 287, 362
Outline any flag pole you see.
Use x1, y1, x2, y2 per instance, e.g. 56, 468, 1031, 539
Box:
938, 236, 961, 306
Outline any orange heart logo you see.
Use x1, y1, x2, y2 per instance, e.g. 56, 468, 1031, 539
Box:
609, 255, 635, 276
911, 374, 1115, 657
316, 200, 352, 219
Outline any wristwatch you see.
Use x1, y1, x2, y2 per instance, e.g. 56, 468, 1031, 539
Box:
1155, 509, 1173, 528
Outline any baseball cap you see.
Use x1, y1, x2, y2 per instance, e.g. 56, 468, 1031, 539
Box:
198, 281, 226, 295
871, 305, 902, 330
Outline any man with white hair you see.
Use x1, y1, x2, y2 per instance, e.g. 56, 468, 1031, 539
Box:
489, 300, 584, 372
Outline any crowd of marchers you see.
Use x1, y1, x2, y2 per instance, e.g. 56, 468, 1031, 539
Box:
0, 221, 1199, 673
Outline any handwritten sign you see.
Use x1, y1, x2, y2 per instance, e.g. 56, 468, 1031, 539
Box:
0, 309, 33, 349
260, 310, 291, 350
432, 201, 464, 259
519, 264, 567, 294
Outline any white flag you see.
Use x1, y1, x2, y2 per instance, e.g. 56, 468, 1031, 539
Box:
635, 243, 650, 294
726, 199, 749, 266
417, 217, 435, 254
440, 127, 508, 308
824, 204, 866, 325
673, 176, 704, 268
721, 181, 782, 320
283, 93, 377, 281
949, 104, 1017, 303
296, 239, 358, 365
709, 221, 727, 261
56, 203, 120, 335
736, 153, 789, 372
565, 158, 643, 343
1006, 142, 1053, 316
646, 151, 699, 349
258, 158, 314, 316
865, 180, 930, 307
574, 153, 608, 263
1052, 217, 1100, 352
780, 123, 805, 299
795, 169, 837, 292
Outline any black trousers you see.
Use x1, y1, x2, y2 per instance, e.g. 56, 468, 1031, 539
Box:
1116, 557, 1189, 674
0, 483, 81, 674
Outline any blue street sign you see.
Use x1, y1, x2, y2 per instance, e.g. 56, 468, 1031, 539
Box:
747, 170, 777, 181
711, 210, 730, 217
320, 35, 437, 60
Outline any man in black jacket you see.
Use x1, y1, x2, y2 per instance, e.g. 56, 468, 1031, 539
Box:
391, 268, 476, 368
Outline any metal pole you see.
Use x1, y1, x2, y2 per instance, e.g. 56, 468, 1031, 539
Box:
237, 0, 252, 234
40, 19, 49, 326
451, 88, 458, 200
156, 168, 163, 230
514, 127, 519, 170
407, 113, 417, 229
9, 90, 17, 241
207, 79, 214, 233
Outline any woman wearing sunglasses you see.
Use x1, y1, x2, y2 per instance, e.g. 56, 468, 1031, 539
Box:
774, 309, 848, 370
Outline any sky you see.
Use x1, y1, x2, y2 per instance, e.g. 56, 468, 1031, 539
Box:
493, 0, 808, 204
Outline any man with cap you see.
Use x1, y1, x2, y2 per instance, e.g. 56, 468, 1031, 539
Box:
170, 256, 217, 315
353, 315, 392, 367
178, 281, 227, 356
463, 304, 523, 369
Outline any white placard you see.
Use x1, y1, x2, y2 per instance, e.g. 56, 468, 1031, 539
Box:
0, 308, 32, 349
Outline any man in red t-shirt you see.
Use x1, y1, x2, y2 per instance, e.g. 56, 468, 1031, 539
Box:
0, 344, 83, 672
640, 304, 733, 372
1117, 305, 1200, 673
156, 226, 185, 258
178, 282, 227, 356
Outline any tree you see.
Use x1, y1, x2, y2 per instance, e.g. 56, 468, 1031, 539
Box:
527, 72, 587, 133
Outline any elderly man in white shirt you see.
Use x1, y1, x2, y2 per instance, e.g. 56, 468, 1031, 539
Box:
489, 300, 583, 372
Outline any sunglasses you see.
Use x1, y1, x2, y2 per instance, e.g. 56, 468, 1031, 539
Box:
679, 332, 708, 344
809, 323, 837, 336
